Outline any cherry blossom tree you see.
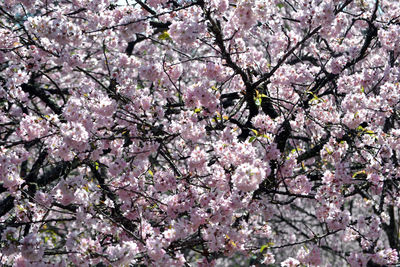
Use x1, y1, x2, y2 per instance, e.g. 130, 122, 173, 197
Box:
1, 0, 400, 266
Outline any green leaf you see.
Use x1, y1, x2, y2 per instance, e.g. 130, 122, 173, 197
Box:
249, 136, 256, 143
83, 184, 89, 192
262, 134, 271, 139
325, 147, 333, 155
260, 242, 274, 253
290, 147, 303, 154
260, 244, 268, 253
158, 31, 171, 41
352, 170, 367, 179
6, 233, 17, 242
307, 90, 326, 104
137, 83, 144, 89
356, 125, 375, 135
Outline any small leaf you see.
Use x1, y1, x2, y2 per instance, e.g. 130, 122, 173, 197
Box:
249, 136, 256, 143
357, 125, 375, 135
83, 184, 89, 192
260, 242, 274, 253
291, 147, 303, 154
325, 147, 332, 155
262, 134, 271, 139
352, 170, 367, 179
158, 31, 171, 41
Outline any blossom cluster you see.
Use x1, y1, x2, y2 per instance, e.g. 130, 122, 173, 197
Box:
1, 0, 400, 267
